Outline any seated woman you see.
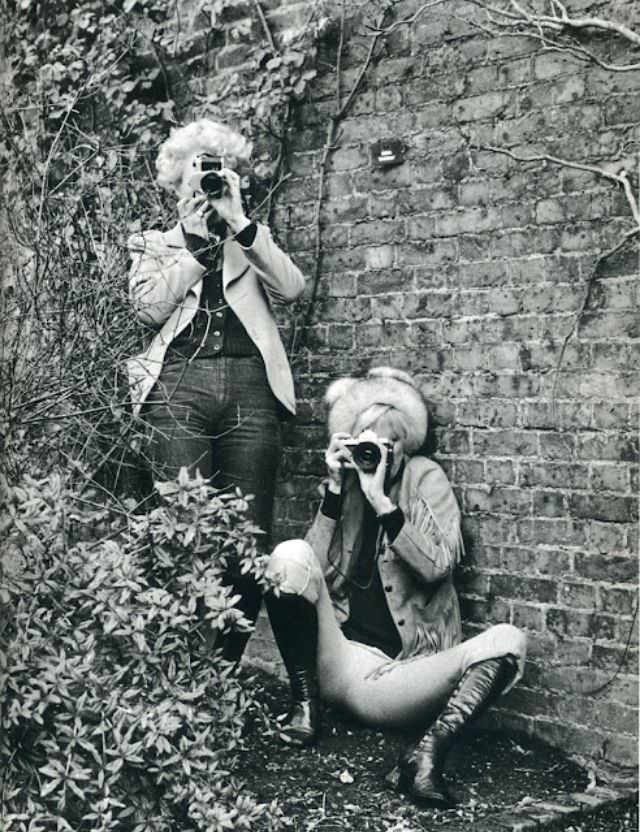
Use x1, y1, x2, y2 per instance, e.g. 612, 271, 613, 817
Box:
264, 367, 527, 809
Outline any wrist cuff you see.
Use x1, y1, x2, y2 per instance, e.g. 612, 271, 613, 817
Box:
321, 485, 342, 520
379, 507, 405, 543
181, 225, 210, 267
235, 221, 257, 248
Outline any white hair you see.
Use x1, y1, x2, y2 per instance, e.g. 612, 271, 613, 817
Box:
155, 119, 252, 193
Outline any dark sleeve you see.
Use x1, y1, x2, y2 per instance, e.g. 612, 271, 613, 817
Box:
320, 485, 343, 520
235, 222, 258, 248
180, 225, 210, 267
379, 507, 405, 544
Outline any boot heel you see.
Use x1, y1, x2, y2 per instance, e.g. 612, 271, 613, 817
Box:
404, 656, 518, 809
266, 592, 320, 748
277, 700, 318, 747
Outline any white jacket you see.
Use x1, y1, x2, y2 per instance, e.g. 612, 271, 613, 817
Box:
126, 222, 306, 416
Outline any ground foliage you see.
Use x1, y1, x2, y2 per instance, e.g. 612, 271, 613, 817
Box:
0, 469, 288, 830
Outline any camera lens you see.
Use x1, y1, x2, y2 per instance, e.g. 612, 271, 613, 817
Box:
353, 441, 381, 472
201, 172, 223, 198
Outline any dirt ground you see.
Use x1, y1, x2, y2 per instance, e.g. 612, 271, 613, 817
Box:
234, 669, 638, 832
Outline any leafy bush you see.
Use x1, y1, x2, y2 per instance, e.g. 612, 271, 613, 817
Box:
0, 469, 284, 831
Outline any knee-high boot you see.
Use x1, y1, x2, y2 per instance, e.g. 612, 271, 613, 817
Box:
389, 656, 517, 809
265, 591, 320, 747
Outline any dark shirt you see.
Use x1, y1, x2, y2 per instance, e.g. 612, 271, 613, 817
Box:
321, 477, 405, 659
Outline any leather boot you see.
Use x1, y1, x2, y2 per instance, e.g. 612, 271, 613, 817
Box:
390, 656, 517, 809
265, 592, 319, 747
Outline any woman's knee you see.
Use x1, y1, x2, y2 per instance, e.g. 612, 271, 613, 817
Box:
265, 539, 324, 603
489, 624, 527, 680
489, 623, 528, 664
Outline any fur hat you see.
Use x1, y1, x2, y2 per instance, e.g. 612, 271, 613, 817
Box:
325, 367, 428, 454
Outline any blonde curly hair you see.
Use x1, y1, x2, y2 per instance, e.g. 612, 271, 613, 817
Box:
155, 119, 252, 193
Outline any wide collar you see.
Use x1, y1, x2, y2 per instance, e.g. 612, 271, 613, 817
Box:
164, 222, 249, 288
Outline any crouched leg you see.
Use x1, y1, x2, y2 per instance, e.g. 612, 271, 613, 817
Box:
264, 540, 324, 747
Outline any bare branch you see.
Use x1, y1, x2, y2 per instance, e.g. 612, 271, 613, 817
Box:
471, 143, 640, 230
366, 0, 448, 36
252, 0, 278, 55
466, 0, 640, 71
551, 228, 639, 404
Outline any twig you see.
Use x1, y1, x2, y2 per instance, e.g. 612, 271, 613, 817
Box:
551, 229, 640, 403
366, 0, 448, 36
252, 0, 278, 55
288, 3, 394, 360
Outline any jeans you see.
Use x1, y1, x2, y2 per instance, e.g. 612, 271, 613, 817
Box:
143, 354, 283, 660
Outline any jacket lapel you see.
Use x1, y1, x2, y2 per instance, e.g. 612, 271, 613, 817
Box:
223, 238, 250, 289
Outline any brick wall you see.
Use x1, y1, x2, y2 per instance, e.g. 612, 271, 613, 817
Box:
207, 0, 639, 771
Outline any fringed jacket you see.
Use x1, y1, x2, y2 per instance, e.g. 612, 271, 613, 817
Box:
305, 456, 463, 659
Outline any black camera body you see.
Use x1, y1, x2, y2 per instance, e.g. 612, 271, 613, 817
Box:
344, 435, 394, 475
189, 153, 225, 199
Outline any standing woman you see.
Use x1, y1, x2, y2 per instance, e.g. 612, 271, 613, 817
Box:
127, 119, 306, 660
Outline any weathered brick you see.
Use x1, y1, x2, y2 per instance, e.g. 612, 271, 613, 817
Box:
533, 490, 566, 518
453, 458, 485, 484
500, 545, 572, 577
491, 574, 557, 604
350, 218, 404, 246
512, 603, 545, 632
598, 586, 638, 617
589, 462, 630, 493
320, 195, 368, 224
583, 519, 630, 554
546, 608, 608, 640
577, 433, 638, 462
435, 428, 471, 455
520, 462, 589, 489
574, 552, 637, 584
485, 459, 517, 484
473, 429, 538, 457
539, 432, 577, 461
570, 493, 637, 523
604, 92, 640, 126
521, 400, 592, 430
557, 581, 597, 609
553, 638, 592, 666
592, 644, 638, 676
516, 517, 579, 547
396, 238, 459, 267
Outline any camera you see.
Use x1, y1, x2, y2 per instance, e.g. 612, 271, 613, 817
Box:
189, 153, 225, 199
344, 433, 394, 475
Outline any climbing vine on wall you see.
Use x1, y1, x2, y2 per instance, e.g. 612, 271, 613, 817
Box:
0, 0, 331, 489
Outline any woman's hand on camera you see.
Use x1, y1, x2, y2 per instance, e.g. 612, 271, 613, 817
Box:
177, 195, 212, 241
208, 169, 251, 236
325, 432, 353, 493
355, 443, 395, 516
